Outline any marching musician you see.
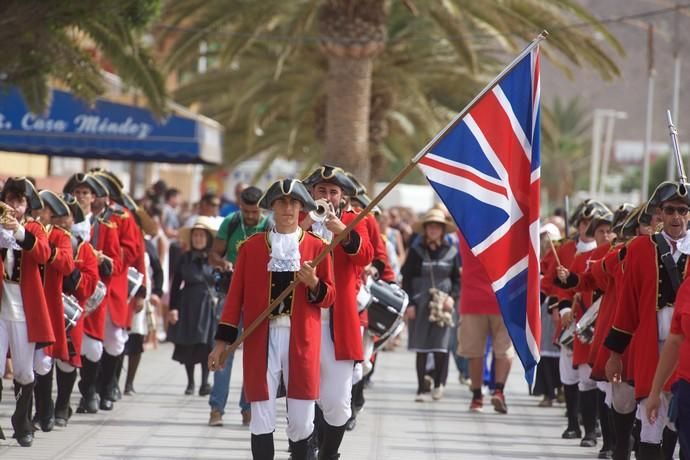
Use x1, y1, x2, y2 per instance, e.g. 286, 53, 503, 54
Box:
64, 173, 122, 414
32, 190, 76, 433
54, 193, 100, 427
301, 165, 373, 458
0, 177, 52, 447
208, 179, 336, 460
604, 181, 690, 459
89, 170, 146, 409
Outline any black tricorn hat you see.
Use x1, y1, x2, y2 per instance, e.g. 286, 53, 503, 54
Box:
60, 193, 85, 224
569, 199, 609, 227
620, 205, 646, 239
645, 180, 690, 214
303, 165, 357, 196
259, 179, 317, 212
63, 173, 108, 198
611, 203, 635, 234
89, 168, 124, 189
38, 190, 71, 217
584, 206, 614, 238
1, 177, 43, 210
345, 172, 374, 207
89, 171, 123, 203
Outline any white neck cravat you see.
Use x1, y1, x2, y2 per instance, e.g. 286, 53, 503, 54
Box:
268, 229, 302, 272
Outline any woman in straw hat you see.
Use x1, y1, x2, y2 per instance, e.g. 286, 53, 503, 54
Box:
167, 216, 219, 396
402, 208, 461, 402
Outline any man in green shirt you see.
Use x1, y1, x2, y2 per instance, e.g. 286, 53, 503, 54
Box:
208, 186, 269, 427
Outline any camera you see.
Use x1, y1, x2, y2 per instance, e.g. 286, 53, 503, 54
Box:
213, 269, 232, 294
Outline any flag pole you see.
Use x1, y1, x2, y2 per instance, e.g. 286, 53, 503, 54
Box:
211, 31, 549, 368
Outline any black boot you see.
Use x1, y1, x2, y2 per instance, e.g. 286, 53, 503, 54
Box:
250, 432, 275, 460
55, 367, 77, 427
562, 384, 582, 439
11, 380, 35, 447
290, 432, 316, 460
314, 405, 325, 453
318, 421, 346, 460
34, 369, 55, 432
98, 352, 118, 411
0, 380, 5, 440
611, 409, 636, 460
662, 427, 678, 460
637, 442, 664, 460
580, 389, 599, 447
77, 357, 100, 414
597, 390, 614, 458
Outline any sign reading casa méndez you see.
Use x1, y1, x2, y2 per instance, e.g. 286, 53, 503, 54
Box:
0, 86, 220, 164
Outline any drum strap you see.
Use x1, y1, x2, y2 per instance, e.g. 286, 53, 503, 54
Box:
653, 233, 682, 294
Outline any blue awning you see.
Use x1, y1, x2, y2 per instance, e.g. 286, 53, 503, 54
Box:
0, 86, 222, 164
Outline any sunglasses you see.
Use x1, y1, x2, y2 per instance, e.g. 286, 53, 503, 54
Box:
661, 205, 690, 216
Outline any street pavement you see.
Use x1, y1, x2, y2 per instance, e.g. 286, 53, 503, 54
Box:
0, 342, 597, 459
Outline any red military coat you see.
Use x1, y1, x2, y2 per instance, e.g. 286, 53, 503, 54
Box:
0, 220, 54, 345
541, 239, 577, 300
329, 210, 373, 360
67, 241, 100, 367
220, 231, 335, 402
84, 215, 122, 341
125, 225, 147, 327
43, 226, 75, 361
109, 208, 142, 328
559, 243, 610, 367
611, 235, 688, 399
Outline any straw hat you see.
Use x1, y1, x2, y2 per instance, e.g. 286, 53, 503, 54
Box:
179, 216, 219, 248
412, 208, 458, 234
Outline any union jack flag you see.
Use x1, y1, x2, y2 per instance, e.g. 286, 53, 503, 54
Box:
418, 43, 542, 384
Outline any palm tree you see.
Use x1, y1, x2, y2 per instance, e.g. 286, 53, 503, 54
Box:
0, 0, 166, 115
541, 97, 591, 202
160, 0, 622, 184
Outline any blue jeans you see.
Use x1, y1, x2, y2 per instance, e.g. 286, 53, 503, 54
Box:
208, 351, 250, 415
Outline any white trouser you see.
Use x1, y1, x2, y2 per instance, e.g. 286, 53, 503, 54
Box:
611, 382, 637, 414
0, 318, 36, 384
362, 329, 375, 377
82, 335, 104, 363
637, 394, 676, 443
559, 347, 579, 386
33, 347, 54, 376
597, 381, 612, 407
56, 360, 76, 373
104, 312, 128, 356
250, 324, 314, 442
318, 322, 354, 427
352, 326, 369, 385
577, 363, 597, 392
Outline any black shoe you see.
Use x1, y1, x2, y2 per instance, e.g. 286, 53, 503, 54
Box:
580, 432, 597, 448
40, 415, 55, 433
11, 381, 35, 447
562, 428, 582, 439
184, 383, 194, 395
111, 385, 122, 401
76, 394, 99, 414
198, 383, 211, 396
124, 383, 135, 396
15, 432, 33, 447
99, 397, 113, 411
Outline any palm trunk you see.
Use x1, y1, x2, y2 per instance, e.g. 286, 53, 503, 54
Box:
324, 56, 373, 183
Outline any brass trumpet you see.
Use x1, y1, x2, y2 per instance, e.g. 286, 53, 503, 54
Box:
0, 201, 16, 226
309, 199, 332, 223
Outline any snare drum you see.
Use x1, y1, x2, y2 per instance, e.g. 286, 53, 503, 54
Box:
127, 267, 144, 302
356, 277, 374, 313
63, 294, 83, 331
84, 280, 106, 317
575, 297, 601, 344
367, 281, 409, 350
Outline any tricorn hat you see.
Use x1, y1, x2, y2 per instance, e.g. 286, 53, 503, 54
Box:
38, 190, 71, 217
303, 165, 357, 196
63, 173, 108, 198
611, 203, 635, 235
89, 170, 123, 203
1, 177, 43, 210
569, 199, 609, 227
345, 172, 375, 207
259, 179, 316, 212
645, 180, 690, 214
412, 208, 458, 234
619, 205, 646, 239
60, 193, 85, 224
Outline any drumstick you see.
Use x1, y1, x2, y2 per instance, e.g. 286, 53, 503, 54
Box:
547, 234, 562, 266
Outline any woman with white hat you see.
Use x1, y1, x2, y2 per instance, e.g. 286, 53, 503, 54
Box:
402, 208, 461, 402
167, 216, 219, 396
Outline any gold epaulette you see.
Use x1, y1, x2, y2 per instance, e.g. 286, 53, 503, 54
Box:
307, 230, 329, 245
98, 218, 117, 229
